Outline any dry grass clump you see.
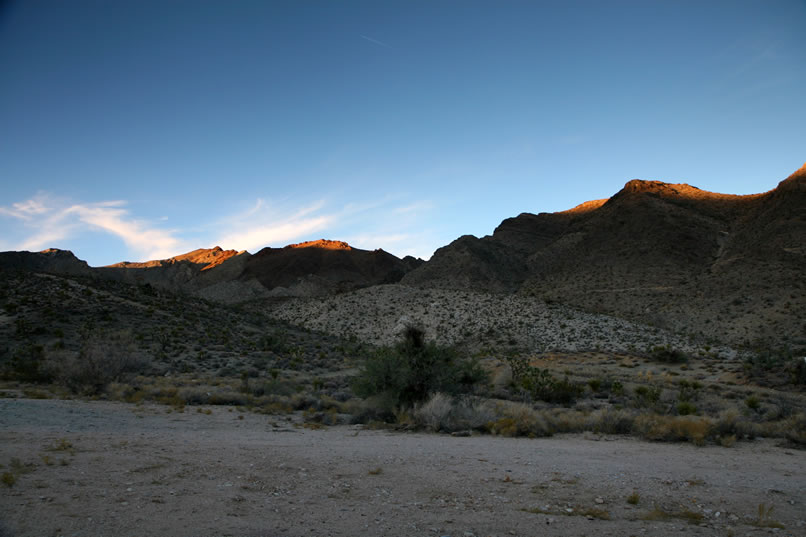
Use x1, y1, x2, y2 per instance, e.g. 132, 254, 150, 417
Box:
751, 503, 785, 529
486, 401, 552, 438
413, 392, 453, 431
413, 393, 495, 432
634, 415, 712, 446
543, 408, 586, 433
781, 412, 806, 447
586, 408, 636, 434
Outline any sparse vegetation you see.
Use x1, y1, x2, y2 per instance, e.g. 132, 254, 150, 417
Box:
648, 345, 689, 364
752, 503, 785, 529
1, 472, 15, 487
641, 506, 704, 524
0, 265, 803, 451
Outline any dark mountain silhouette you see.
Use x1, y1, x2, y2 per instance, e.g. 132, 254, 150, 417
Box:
0, 240, 422, 301
239, 239, 422, 296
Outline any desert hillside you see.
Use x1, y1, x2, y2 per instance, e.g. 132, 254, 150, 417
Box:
402, 164, 806, 350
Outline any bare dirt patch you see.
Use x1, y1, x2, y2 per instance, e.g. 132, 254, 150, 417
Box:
2, 398, 804, 537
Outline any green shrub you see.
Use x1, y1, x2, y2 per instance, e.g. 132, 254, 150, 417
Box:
633, 385, 662, 408
648, 345, 689, 363
3, 344, 53, 383
352, 326, 487, 413
1, 472, 15, 487
677, 379, 701, 403
506, 357, 583, 406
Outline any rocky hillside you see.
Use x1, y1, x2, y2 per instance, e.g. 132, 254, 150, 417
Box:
403, 164, 806, 350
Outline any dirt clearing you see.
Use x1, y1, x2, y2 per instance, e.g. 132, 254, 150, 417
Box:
1, 398, 804, 536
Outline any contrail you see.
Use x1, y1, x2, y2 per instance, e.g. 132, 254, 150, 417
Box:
360, 34, 392, 49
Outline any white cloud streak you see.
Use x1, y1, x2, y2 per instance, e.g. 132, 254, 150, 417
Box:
211, 199, 334, 252
1, 193, 184, 261
360, 34, 392, 49
2, 191, 440, 263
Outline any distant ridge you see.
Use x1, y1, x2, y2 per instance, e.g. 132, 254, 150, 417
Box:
286, 239, 352, 251
0, 240, 423, 302
106, 246, 241, 271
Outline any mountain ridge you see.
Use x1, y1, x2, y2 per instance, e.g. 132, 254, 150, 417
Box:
1, 163, 803, 348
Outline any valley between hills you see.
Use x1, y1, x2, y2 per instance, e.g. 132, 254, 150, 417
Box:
1, 164, 804, 536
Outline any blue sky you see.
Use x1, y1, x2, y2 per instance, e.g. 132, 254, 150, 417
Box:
1, 0, 804, 266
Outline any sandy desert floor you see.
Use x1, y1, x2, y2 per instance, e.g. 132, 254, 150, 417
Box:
1, 398, 804, 537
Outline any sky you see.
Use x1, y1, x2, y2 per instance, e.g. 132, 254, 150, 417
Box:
1, 0, 805, 266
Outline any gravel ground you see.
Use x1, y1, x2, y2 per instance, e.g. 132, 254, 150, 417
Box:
1, 398, 804, 537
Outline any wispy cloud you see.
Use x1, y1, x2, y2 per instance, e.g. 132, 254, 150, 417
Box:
65, 203, 183, 260
360, 34, 392, 49
393, 201, 434, 215
1, 191, 441, 263
1, 193, 184, 260
211, 199, 334, 252
0, 195, 52, 220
